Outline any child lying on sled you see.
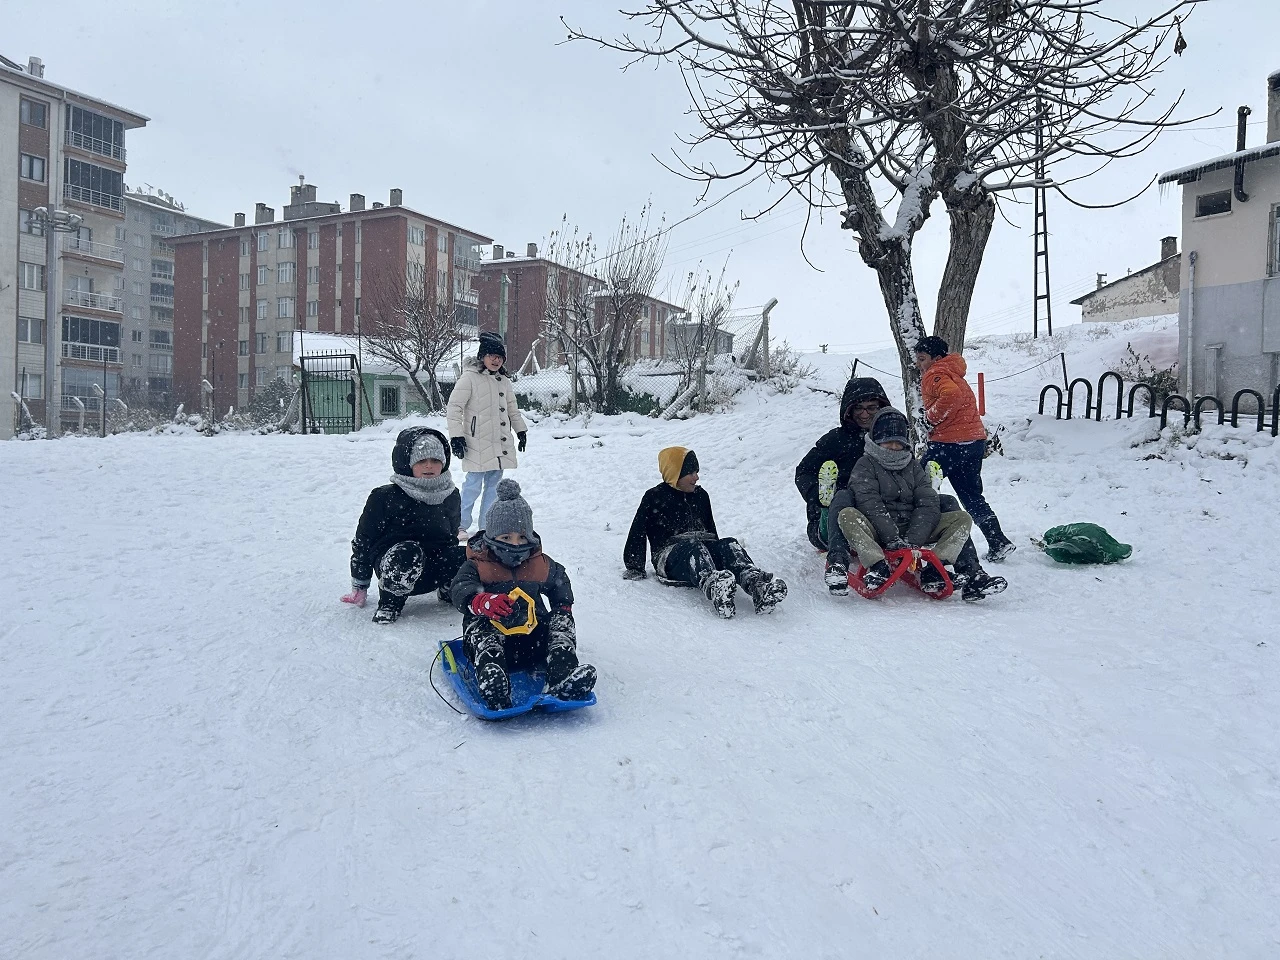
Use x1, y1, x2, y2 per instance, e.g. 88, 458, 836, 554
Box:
836, 408, 974, 597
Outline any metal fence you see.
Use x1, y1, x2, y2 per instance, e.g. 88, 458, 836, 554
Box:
299, 352, 358, 434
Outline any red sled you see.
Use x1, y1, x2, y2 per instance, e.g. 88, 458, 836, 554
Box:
849, 547, 954, 600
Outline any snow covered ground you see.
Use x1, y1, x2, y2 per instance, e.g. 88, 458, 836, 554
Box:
4, 318, 1279, 958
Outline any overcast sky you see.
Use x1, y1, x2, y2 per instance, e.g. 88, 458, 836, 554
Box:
9, 0, 1276, 353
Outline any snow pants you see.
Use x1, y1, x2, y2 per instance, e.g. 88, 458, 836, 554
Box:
825, 490, 983, 574
460, 469, 504, 532
924, 440, 1011, 550
376, 542, 468, 598
656, 536, 757, 587
463, 609, 579, 684
836, 509, 973, 568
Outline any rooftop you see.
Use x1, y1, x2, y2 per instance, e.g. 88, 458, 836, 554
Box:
1069, 253, 1179, 305
0, 54, 148, 128
1158, 142, 1280, 185
171, 205, 492, 246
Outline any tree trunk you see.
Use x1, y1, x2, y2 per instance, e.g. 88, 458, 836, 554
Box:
868, 246, 931, 443
406, 369, 433, 409
933, 190, 996, 352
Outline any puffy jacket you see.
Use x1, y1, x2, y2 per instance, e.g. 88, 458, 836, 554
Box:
450, 535, 574, 622
623, 483, 719, 573
848, 453, 940, 547
921, 355, 986, 444
794, 377, 891, 521
446, 359, 529, 472
350, 427, 462, 587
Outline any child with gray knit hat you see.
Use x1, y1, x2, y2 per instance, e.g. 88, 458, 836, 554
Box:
836, 408, 975, 596
448, 479, 596, 709
342, 426, 468, 623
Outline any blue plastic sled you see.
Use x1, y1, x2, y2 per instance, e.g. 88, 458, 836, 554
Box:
438, 638, 597, 721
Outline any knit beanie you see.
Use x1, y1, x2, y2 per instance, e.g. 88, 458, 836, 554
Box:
409, 431, 446, 466
870, 407, 911, 447
915, 335, 949, 359
485, 479, 534, 540
477, 331, 506, 360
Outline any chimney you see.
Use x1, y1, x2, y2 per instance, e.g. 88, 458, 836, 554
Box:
254, 203, 275, 224
302, 183, 317, 203
526, 242, 538, 258
349, 193, 365, 212
1161, 236, 1178, 261
506, 251, 515, 258
389, 188, 403, 206
27, 57, 44, 78
372, 202, 384, 209
234, 212, 246, 227
1268, 70, 1280, 143
290, 184, 301, 205
493, 244, 504, 260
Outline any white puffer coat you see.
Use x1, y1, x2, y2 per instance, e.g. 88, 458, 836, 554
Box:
446, 359, 529, 473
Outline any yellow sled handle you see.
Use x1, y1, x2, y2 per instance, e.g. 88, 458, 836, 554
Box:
441, 644, 459, 674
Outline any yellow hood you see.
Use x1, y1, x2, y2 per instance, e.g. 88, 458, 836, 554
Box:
658, 446, 692, 487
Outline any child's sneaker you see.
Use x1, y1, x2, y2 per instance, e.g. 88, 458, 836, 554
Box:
457, 528, 470, 543
961, 570, 1008, 602
548, 663, 596, 701
861, 559, 893, 591
824, 559, 849, 596
986, 540, 1016, 563
701, 569, 737, 619
372, 593, 405, 624
917, 563, 949, 596
476, 661, 512, 710
925, 459, 944, 490
817, 460, 839, 508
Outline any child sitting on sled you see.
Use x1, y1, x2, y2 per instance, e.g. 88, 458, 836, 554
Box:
837, 408, 974, 598
449, 479, 596, 710
622, 446, 788, 618
342, 427, 467, 624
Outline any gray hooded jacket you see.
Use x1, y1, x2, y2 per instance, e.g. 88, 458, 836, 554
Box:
848, 411, 940, 546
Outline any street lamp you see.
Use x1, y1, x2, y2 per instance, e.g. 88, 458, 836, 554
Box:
31, 206, 84, 437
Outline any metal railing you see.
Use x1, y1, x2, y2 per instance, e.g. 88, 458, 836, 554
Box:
60, 235, 124, 263
148, 341, 173, 351
64, 128, 126, 161
453, 254, 483, 273
63, 183, 124, 212
63, 289, 122, 313
150, 294, 175, 308
151, 270, 175, 281
62, 342, 121, 363
454, 289, 479, 306
151, 222, 178, 236
62, 394, 103, 413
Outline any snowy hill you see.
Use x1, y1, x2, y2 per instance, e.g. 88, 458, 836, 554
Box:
4, 315, 1278, 959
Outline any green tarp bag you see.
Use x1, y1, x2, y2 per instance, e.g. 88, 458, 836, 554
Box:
1036, 523, 1132, 565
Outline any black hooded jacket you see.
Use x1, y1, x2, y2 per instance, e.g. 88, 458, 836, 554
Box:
794, 377, 891, 521
349, 426, 463, 587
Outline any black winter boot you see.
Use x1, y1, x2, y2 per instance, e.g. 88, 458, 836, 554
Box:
436, 584, 452, 603
465, 621, 511, 709
861, 559, 893, 591
974, 514, 1016, 562
917, 562, 948, 596
372, 592, 406, 624
544, 612, 579, 688
700, 569, 737, 619
476, 662, 512, 710
961, 569, 1008, 602
824, 547, 850, 596
548, 664, 597, 701
737, 566, 788, 614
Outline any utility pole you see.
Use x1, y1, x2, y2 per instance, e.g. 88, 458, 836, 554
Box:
32, 206, 84, 436
1032, 98, 1053, 339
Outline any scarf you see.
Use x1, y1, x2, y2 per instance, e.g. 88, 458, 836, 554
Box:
390, 472, 457, 505
862, 436, 913, 472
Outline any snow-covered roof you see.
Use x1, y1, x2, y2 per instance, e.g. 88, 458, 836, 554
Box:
292, 331, 478, 380
1158, 142, 1280, 185
0, 57, 148, 127
1069, 253, 1179, 305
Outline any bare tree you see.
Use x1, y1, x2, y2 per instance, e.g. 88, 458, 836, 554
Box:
362, 261, 462, 411
569, 1, 1203, 432
543, 205, 668, 414
669, 260, 738, 393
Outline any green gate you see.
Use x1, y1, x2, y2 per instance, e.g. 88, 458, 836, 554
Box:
300, 353, 357, 434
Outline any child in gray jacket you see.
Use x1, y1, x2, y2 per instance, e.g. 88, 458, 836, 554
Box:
836, 407, 973, 595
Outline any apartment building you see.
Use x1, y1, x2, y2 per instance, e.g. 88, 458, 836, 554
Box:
172, 181, 490, 415
120, 190, 223, 411
1, 53, 148, 438
475, 243, 684, 371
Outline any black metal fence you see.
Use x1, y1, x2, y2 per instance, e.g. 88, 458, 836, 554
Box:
299, 353, 357, 435
1038, 374, 1280, 435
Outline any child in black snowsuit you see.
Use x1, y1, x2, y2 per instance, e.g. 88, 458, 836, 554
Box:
623, 446, 788, 618
343, 426, 467, 624
449, 479, 596, 710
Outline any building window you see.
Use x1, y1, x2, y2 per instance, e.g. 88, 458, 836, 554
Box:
130, 257, 143, 272
308, 231, 318, 250
20, 154, 46, 182
21, 373, 43, 398
256, 333, 268, 353
256, 368, 269, 387
256, 232, 268, 252
277, 261, 296, 284
18, 317, 45, 344
238, 373, 249, 389
132, 233, 146, 247
65, 105, 125, 161
257, 265, 269, 285
19, 209, 44, 236
306, 300, 319, 317
437, 231, 448, 253
239, 306, 249, 324
239, 273, 250, 290
257, 299, 268, 320
152, 307, 173, 324
238, 340, 249, 356
1270, 205, 1280, 277
63, 316, 121, 348
148, 354, 173, 374
409, 226, 425, 246
278, 227, 295, 249
152, 281, 175, 301
131, 306, 144, 320
379, 386, 400, 416
153, 259, 174, 280
307, 265, 320, 284
132, 353, 144, 367
354, 297, 360, 315
115, 226, 127, 243
277, 332, 291, 352
275, 365, 290, 381
1195, 190, 1232, 218
132, 280, 146, 296
20, 98, 48, 128
278, 297, 295, 319
131, 329, 144, 342
150, 329, 172, 349
240, 237, 251, 257
63, 158, 124, 211
354, 262, 361, 280
20, 263, 45, 291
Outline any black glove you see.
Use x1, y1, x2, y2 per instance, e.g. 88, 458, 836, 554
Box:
623, 568, 646, 581
517, 431, 527, 453
450, 436, 467, 459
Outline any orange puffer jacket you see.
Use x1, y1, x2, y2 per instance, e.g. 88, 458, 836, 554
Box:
921, 354, 986, 443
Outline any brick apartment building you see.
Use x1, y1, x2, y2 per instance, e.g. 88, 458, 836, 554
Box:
1, 53, 148, 438
475, 243, 684, 372
172, 182, 490, 415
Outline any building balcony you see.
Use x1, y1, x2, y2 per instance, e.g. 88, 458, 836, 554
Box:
63, 289, 123, 313
63, 183, 124, 213
453, 254, 483, 273
454, 289, 479, 307
64, 128, 126, 162
149, 342, 173, 351
150, 294, 175, 308
62, 394, 104, 413
151, 270, 175, 282
151, 222, 178, 236
62, 342, 121, 364
61, 235, 124, 264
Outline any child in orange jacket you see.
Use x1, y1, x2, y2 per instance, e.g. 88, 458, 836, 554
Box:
916, 336, 1014, 562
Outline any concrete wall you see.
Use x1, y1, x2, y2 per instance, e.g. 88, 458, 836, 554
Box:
1179, 157, 1280, 404
0, 84, 20, 437
1080, 257, 1179, 323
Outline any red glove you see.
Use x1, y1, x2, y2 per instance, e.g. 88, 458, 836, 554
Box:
470, 592, 513, 618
